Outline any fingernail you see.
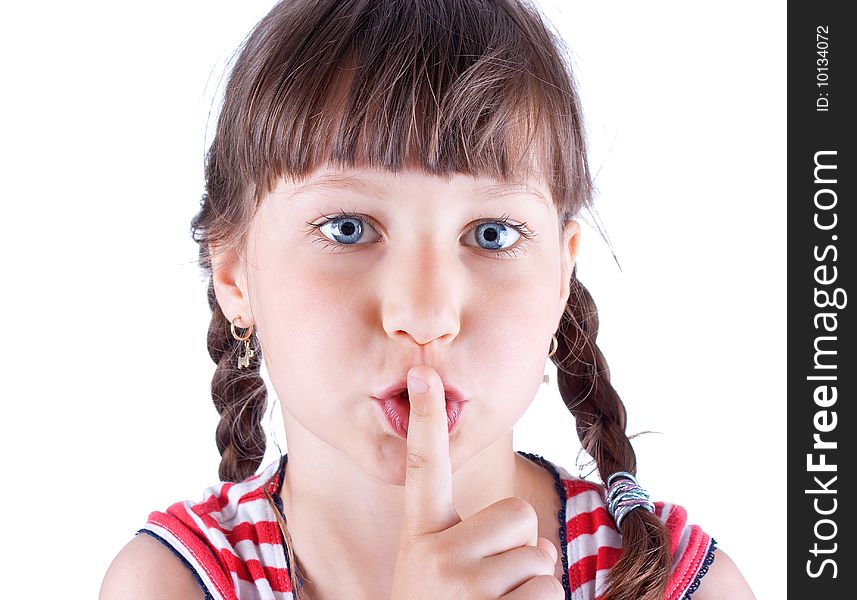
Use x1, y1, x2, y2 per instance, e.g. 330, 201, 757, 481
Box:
407, 373, 429, 394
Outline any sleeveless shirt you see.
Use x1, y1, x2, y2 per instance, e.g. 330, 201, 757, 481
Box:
138, 451, 716, 600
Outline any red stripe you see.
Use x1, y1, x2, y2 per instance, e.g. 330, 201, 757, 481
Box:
554, 470, 713, 600
566, 506, 618, 541
238, 486, 269, 504
562, 478, 604, 499
220, 548, 292, 593
192, 488, 230, 516
568, 545, 623, 591
666, 526, 710, 600
160, 503, 219, 543
660, 502, 688, 558
197, 511, 229, 534
195, 478, 269, 515
191, 502, 280, 544
151, 501, 293, 594
227, 520, 283, 546
143, 460, 296, 597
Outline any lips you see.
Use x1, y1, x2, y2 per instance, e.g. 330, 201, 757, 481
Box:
372, 380, 467, 438
372, 380, 467, 405
375, 394, 464, 438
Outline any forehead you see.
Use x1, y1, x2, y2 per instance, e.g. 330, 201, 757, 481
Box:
277, 168, 554, 210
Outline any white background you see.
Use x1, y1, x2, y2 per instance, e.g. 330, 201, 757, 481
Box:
0, 1, 784, 598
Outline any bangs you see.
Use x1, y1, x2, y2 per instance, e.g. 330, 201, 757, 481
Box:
211, 0, 590, 215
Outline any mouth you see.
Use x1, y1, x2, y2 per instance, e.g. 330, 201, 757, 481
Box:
373, 388, 466, 438
373, 380, 468, 405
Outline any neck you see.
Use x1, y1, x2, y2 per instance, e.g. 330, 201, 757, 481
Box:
278, 420, 526, 599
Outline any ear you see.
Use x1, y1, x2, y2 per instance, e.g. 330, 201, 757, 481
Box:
557, 219, 581, 319
210, 243, 252, 325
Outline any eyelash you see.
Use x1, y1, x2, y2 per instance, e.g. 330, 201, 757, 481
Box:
304, 210, 536, 258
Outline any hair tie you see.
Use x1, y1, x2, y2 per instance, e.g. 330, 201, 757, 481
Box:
605, 471, 655, 532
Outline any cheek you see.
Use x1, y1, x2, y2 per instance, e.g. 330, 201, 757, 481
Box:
471, 275, 557, 365
467, 284, 558, 421
250, 267, 371, 418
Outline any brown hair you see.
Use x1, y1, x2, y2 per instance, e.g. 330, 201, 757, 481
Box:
190, 1, 670, 598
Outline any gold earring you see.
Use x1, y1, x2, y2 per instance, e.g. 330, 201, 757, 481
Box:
230, 316, 255, 369
544, 334, 558, 385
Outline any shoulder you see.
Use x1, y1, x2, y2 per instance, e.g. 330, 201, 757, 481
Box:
99, 533, 205, 600
521, 452, 737, 600
690, 549, 756, 600
117, 456, 292, 600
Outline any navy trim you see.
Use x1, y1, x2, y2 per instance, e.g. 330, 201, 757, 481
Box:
136, 528, 215, 600
269, 453, 304, 591
516, 451, 572, 600
682, 538, 718, 599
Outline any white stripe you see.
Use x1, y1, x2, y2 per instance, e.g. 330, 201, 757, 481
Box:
209, 496, 275, 529
570, 578, 594, 600
141, 458, 289, 599
235, 574, 295, 600
185, 501, 232, 552
233, 539, 288, 566
235, 578, 264, 599
565, 488, 607, 513
181, 467, 280, 552
565, 525, 622, 569
656, 502, 694, 573
568, 567, 621, 599
172, 458, 289, 598
672, 524, 692, 572
552, 462, 577, 482
206, 461, 282, 526
658, 501, 674, 525
561, 475, 614, 600
594, 567, 610, 598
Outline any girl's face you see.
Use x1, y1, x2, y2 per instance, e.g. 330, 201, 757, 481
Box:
213, 165, 580, 485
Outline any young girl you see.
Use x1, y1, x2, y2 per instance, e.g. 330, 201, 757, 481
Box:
101, 0, 755, 598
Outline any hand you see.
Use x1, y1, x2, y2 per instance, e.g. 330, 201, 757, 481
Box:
390, 365, 563, 599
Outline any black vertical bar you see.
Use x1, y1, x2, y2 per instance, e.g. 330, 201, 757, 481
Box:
788, 1, 856, 596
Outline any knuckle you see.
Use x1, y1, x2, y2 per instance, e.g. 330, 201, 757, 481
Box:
504, 496, 538, 527
406, 449, 431, 472
397, 530, 422, 553
437, 529, 477, 571
535, 546, 554, 569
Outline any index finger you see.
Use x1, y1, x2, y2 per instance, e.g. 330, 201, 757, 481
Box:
402, 365, 460, 538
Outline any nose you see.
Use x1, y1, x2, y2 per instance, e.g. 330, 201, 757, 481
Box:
379, 242, 462, 347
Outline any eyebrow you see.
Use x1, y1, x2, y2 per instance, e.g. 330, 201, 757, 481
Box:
289, 174, 552, 209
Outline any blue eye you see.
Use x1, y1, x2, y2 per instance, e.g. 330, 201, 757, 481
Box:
318, 215, 375, 246
472, 221, 521, 251
305, 211, 535, 258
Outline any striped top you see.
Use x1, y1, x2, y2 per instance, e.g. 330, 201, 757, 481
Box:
138, 451, 716, 600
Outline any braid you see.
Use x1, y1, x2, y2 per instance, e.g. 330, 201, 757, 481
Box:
553, 266, 671, 600
205, 279, 268, 483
